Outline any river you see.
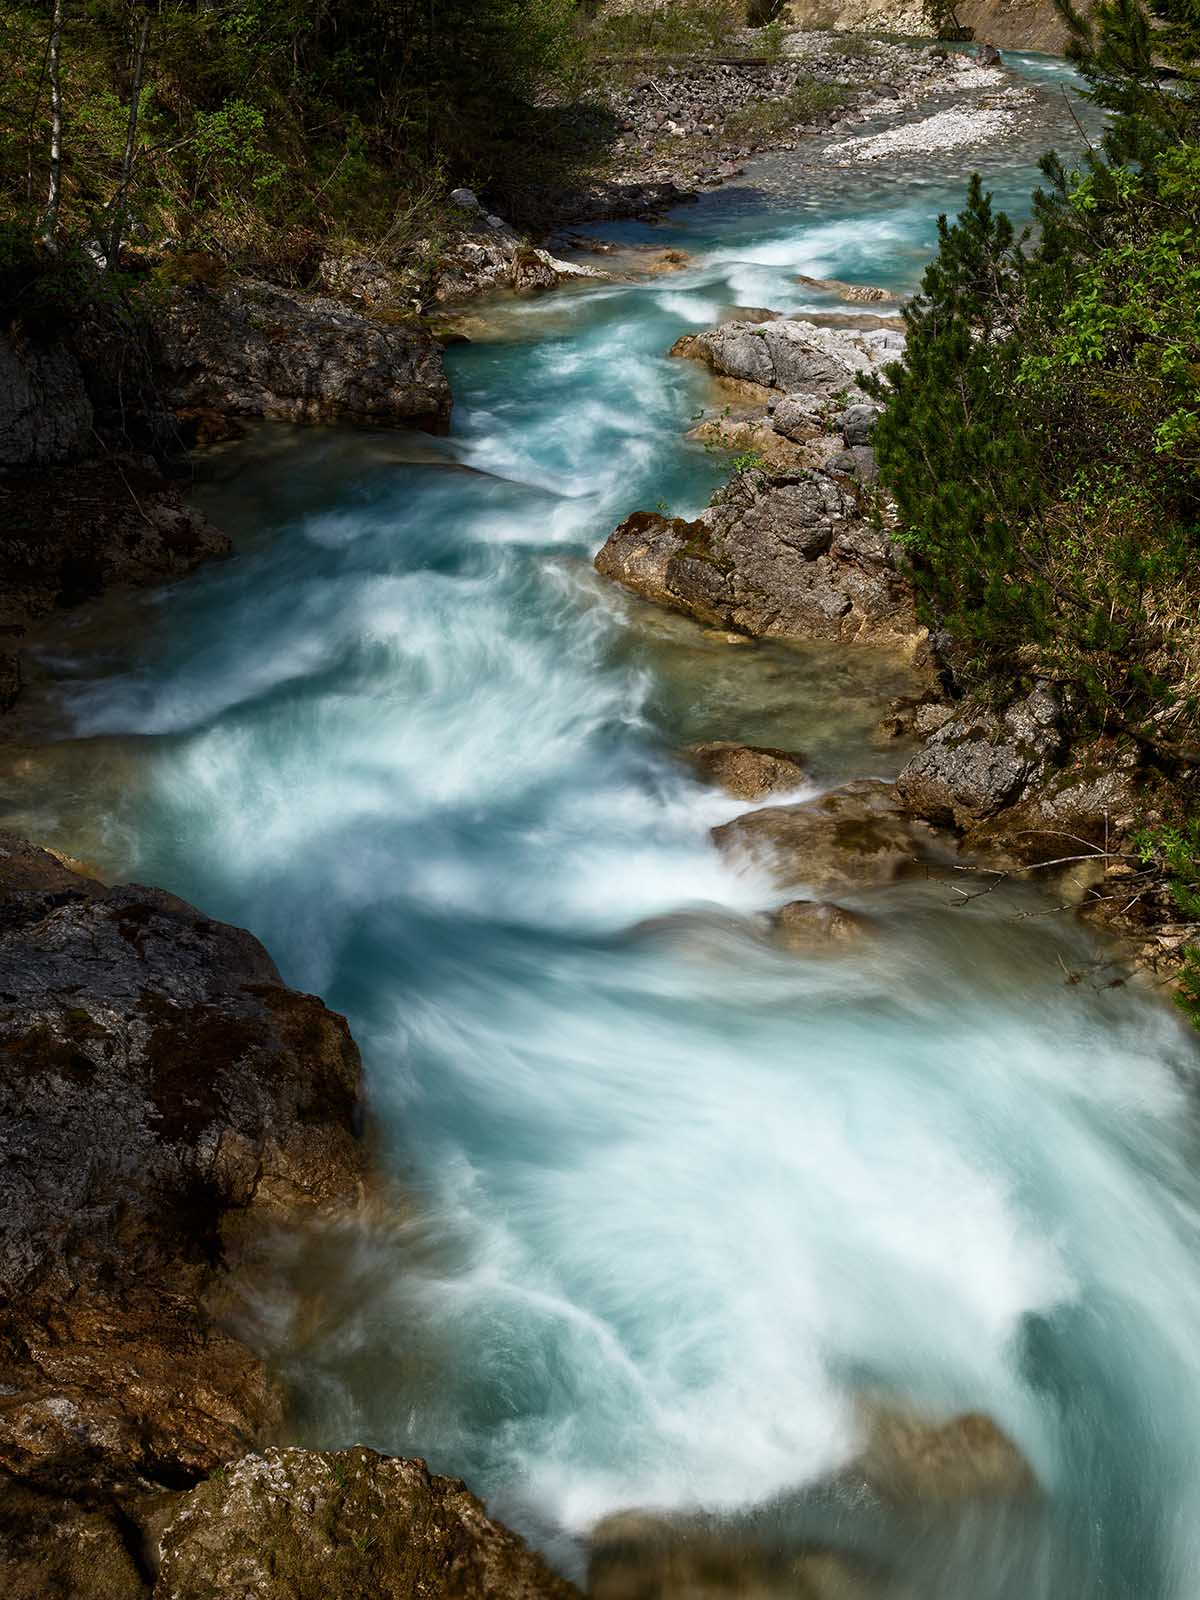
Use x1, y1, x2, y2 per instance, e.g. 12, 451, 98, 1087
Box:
8, 49, 1200, 1599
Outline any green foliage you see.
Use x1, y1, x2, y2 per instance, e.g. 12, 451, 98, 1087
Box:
921, 0, 975, 41
731, 449, 768, 473
871, 0, 1200, 755
0, 0, 590, 277
585, 4, 739, 57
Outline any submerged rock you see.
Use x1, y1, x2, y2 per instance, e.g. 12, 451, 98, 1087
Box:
0, 835, 365, 1520
685, 740, 810, 800
853, 1404, 1035, 1505
153, 277, 452, 432
773, 898, 875, 952
588, 1401, 1033, 1599
155, 1447, 579, 1600
589, 1507, 875, 1600
594, 470, 924, 651
795, 274, 896, 305
713, 779, 939, 893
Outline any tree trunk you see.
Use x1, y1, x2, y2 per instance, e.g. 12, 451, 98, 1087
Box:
40, 0, 65, 249
106, 10, 152, 269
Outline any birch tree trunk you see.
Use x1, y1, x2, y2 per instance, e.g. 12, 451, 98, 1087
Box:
40, 0, 65, 250
106, 10, 152, 269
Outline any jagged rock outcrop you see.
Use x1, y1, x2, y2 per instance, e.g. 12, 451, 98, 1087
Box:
895, 685, 1065, 830
594, 470, 924, 651
0, 329, 93, 467
672, 317, 901, 402
153, 277, 452, 432
774, 0, 1075, 52
154, 1447, 579, 1600
0, 834, 367, 1591
712, 778, 943, 893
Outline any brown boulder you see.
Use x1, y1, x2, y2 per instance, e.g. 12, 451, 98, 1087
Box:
0, 834, 366, 1510
155, 1447, 579, 1600
773, 899, 875, 952
594, 471, 924, 652
685, 741, 810, 800
589, 1507, 875, 1600
853, 1404, 1035, 1505
712, 780, 939, 894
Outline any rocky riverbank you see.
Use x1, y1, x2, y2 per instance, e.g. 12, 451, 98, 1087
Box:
592, 301, 1193, 998
541, 33, 1014, 226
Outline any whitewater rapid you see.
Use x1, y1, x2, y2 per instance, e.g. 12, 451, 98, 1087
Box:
12, 52, 1200, 1598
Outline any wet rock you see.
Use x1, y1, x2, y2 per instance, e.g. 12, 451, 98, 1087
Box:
595, 471, 923, 650
0, 834, 366, 1507
0, 328, 93, 467
774, 899, 875, 952
153, 277, 452, 432
896, 686, 1063, 828
795, 274, 895, 305
685, 740, 809, 800
155, 1447, 579, 1600
854, 1404, 1035, 1504
977, 43, 1004, 67
589, 1507, 875, 1600
712, 779, 939, 893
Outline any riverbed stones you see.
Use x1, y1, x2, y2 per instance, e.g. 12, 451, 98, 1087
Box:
153, 277, 452, 431
685, 741, 810, 799
594, 470, 924, 650
0, 835, 366, 1547
713, 779, 938, 893
154, 1448, 579, 1600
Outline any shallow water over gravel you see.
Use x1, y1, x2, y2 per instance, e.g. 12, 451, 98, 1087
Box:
9, 53, 1200, 1598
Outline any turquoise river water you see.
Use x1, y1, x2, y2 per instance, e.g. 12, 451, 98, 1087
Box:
9, 50, 1200, 1599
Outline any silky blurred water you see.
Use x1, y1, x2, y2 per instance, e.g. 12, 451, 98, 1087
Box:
8, 53, 1200, 1597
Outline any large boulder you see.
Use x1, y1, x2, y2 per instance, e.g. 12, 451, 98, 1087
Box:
712, 779, 941, 893
896, 686, 1063, 829
153, 278, 452, 432
0, 835, 366, 1514
0, 328, 93, 467
672, 318, 902, 400
594, 470, 924, 651
155, 1447, 579, 1600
